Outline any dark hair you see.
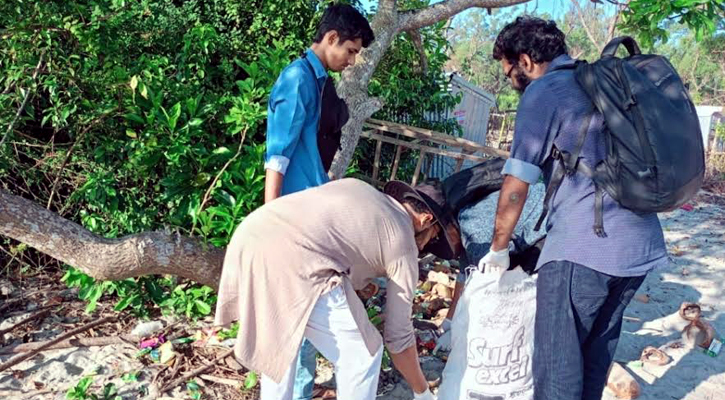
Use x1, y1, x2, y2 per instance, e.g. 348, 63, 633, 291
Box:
492, 16, 567, 64
313, 4, 375, 48
401, 197, 430, 215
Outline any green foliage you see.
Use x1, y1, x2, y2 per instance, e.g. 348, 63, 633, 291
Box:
620, 0, 725, 48
0, 0, 322, 317
66, 377, 121, 400
218, 321, 240, 340
66, 376, 94, 400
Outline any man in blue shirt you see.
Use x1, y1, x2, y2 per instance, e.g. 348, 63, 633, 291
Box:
263, 4, 373, 400
483, 17, 668, 400
265, 4, 373, 200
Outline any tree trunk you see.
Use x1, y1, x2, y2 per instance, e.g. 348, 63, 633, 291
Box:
0, 189, 225, 290
329, 0, 531, 179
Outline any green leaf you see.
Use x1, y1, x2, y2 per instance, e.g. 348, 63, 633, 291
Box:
129, 76, 138, 92
103, 383, 117, 399
186, 381, 200, 391
121, 371, 139, 383
123, 113, 145, 124
126, 129, 137, 138
194, 300, 211, 315
215, 190, 235, 207
193, 172, 211, 187
140, 83, 148, 100
212, 147, 232, 158
114, 293, 139, 311
168, 102, 181, 131
187, 118, 203, 127
77, 376, 94, 394
244, 372, 258, 389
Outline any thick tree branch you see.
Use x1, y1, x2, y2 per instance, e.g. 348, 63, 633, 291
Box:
407, 30, 429, 75
400, 0, 531, 31
606, 1, 628, 43
0, 189, 225, 290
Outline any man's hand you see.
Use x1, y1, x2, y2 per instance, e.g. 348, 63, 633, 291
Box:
264, 169, 284, 203
389, 345, 429, 395
433, 318, 452, 354
433, 331, 451, 354
479, 247, 510, 275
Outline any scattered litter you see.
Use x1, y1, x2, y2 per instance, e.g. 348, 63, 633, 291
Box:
640, 346, 671, 365
704, 337, 724, 357
139, 335, 165, 349
432, 283, 453, 299
680, 203, 694, 211
131, 321, 164, 337
427, 271, 452, 287
159, 341, 176, 365
607, 362, 641, 399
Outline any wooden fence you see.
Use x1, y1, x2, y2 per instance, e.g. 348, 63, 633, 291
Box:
357, 118, 509, 187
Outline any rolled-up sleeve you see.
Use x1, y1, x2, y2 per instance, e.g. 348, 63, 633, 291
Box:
502, 82, 556, 183
265, 65, 311, 175
383, 254, 418, 354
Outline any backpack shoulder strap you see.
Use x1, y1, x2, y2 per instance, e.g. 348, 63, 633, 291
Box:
533, 106, 595, 232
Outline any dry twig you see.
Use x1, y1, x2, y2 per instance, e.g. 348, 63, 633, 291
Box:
0, 316, 115, 372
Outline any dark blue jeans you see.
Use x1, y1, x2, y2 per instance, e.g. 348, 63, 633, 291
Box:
534, 261, 646, 400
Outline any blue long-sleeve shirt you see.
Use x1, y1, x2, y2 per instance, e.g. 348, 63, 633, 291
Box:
265, 49, 330, 196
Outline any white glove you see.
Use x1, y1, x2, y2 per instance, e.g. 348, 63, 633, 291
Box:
479, 247, 510, 275
413, 388, 436, 400
433, 330, 452, 355
440, 318, 452, 333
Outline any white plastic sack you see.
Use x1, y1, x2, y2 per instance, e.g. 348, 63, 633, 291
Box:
438, 266, 537, 400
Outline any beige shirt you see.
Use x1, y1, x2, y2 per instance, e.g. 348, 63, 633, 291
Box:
214, 178, 419, 382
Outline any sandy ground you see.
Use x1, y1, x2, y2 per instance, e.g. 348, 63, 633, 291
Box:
378, 192, 725, 400
1, 192, 724, 400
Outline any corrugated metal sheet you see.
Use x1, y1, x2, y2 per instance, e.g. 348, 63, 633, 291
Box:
696, 105, 724, 151
427, 74, 497, 180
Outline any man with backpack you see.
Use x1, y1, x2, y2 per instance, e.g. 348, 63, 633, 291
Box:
485, 16, 703, 399
263, 4, 374, 400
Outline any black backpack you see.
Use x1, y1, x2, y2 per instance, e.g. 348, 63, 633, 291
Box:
535, 37, 705, 237
442, 157, 506, 216
302, 54, 349, 173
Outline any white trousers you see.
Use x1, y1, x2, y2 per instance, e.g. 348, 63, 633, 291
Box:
261, 286, 383, 400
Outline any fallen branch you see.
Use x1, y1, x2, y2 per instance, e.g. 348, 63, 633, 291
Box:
0, 51, 45, 148
159, 348, 234, 393
199, 374, 243, 389
0, 333, 138, 355
0, 316, 115, 372
0, 309, 49, 337
0, 188, 225, 290
167, 353, 185, 383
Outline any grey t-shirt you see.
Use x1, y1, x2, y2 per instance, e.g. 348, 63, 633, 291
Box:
457, 182, 548, 276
